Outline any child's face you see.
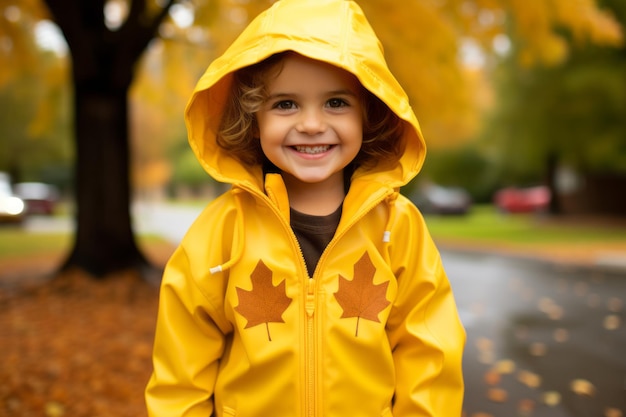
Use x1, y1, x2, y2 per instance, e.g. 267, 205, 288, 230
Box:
256, 54, 363, 190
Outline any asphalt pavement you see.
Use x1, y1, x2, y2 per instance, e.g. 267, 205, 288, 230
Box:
444, 250, 625, 417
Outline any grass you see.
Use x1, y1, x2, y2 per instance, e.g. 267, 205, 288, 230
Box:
0, 226, 169, 260
0, 227, 72, 258
1, 205, 624, 262
424, 205, 626, 245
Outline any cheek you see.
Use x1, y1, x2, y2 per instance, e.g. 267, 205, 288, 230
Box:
258, 125, 278, 145
256, 117, 273, 142
257, 121, 287, 153
343, 115, 364, 144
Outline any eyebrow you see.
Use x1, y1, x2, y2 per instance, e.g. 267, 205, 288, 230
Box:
266, 89, 359, 100
327, 89, 359, 97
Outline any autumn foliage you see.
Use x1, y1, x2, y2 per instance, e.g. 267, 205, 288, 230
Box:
1, 271, 159, 417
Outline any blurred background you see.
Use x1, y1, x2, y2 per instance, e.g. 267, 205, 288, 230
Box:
2, 0, 625, 272
1, 0, 625, 215
1, 1, 625, 417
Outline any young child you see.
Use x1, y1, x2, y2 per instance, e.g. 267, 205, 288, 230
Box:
145, 0, 466, 416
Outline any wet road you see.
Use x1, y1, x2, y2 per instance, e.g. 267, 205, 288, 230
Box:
443, 250, 626, 417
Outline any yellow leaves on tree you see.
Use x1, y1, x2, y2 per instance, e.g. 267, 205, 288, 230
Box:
0, 0, 51, 87
334, 252, 390, 337
360, 0, 478, 148
235, 260, 292, 342
6, 0, 625, 166
550, 0, 622, 46
506, 0, 623, 67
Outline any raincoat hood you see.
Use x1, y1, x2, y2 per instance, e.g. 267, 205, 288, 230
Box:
185, 0, 426, 190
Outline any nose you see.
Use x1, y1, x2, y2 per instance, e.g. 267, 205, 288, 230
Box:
296, 108, 326, 135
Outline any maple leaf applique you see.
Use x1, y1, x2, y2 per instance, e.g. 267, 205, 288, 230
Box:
235, 260, 292, 341
334, 252, 390, 337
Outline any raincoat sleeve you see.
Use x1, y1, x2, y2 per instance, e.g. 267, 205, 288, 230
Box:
386, 199, 466, 416
145, 237, 232, 417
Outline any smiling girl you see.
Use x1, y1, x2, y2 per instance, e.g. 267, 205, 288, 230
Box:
146, 1, 465, 416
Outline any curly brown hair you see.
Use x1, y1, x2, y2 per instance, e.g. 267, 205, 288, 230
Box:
216, 52, 405, 171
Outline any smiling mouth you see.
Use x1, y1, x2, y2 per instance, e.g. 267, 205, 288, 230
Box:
293, 145, 332, 154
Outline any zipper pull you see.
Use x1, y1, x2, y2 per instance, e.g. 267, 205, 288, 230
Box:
306, 279, 315, 317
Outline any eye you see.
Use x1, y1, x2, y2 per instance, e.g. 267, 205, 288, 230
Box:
327, 98, 348, 108
273, 100, 296, 110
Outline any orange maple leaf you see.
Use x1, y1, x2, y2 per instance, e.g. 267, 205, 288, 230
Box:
235, 260, 292, 341
334, 252, 390, 337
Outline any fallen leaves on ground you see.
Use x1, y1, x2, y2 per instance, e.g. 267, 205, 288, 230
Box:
0, 245, 173, 417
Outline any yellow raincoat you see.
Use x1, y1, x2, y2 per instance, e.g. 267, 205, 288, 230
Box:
145, 1, 465, 416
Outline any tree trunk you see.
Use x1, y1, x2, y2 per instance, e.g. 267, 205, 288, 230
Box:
60, 87, 149, 278
42, 0, 176, 278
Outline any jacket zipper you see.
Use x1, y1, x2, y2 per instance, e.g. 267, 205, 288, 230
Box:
247, 186, 317, 416
305, 278, 316, 417
301, 191, 390, 417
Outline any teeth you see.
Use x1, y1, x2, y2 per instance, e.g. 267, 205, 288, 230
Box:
294, 145, 330, 154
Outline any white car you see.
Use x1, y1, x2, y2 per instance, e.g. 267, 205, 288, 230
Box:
408, 183, 472, 215
14, 182, 59, 215
0, 172, 26, 223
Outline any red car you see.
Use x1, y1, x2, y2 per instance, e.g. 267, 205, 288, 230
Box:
494, 186, 551, 213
